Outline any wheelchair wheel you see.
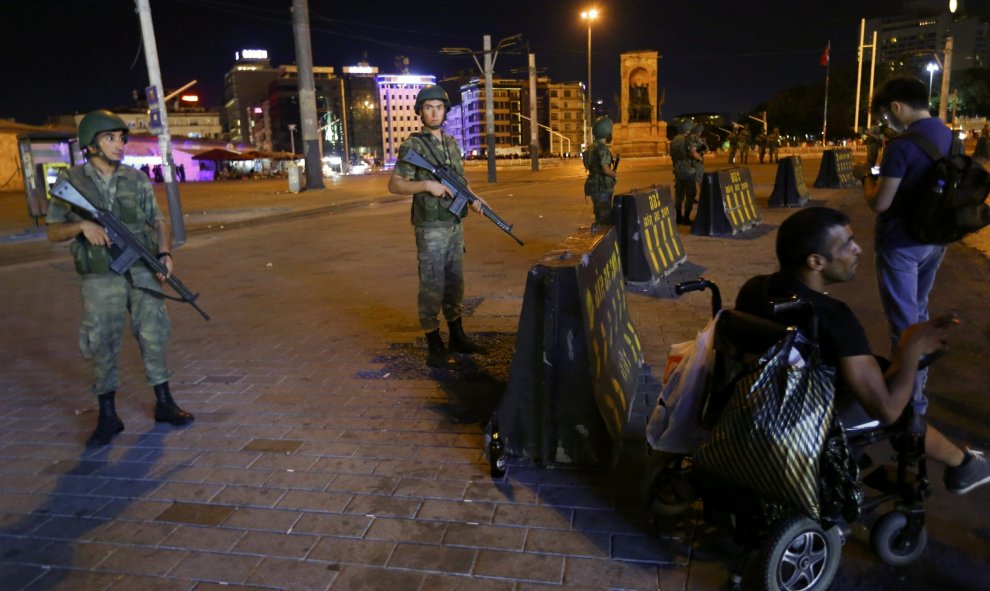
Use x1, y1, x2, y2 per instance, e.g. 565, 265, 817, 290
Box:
758, 516, 842, 591
870, 510, 928, 566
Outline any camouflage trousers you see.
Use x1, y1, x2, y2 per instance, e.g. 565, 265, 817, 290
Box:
674, 178, 697, 218
415, 224, 465, 332
591, 191, 615, 226
79, 269, 171, 394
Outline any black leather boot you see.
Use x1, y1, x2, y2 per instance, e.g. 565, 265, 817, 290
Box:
448, 317, 485, 354
425, 329, 452, 368
87, 391, 124, 447
153, 382, 195, 426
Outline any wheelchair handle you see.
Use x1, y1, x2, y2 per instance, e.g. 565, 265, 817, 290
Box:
771, 297, 818, 342
675, 278, 722, 318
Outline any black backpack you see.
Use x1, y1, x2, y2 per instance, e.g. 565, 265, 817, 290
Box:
901, 132, 990, 244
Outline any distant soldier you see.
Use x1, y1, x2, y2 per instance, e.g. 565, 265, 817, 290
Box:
726, 128, 739, 164
582, 116, 618, 230
736, 127, 751, 164
864, 125, 884, 168
756, 131, 768, 163
767, 127, 781, 163
670, 122, 704, 224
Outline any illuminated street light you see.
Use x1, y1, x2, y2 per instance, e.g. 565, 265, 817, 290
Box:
581, 8, 599, 147
926, 62, 939, 105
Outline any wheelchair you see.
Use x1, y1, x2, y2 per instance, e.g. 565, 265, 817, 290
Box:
644, 278, 932, 591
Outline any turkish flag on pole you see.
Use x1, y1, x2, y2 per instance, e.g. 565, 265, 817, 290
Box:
820, 41, 830, 67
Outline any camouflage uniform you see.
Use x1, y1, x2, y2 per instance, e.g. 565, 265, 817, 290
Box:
393, 132, 468, 332
736, 128, 751, 164
726, 130, 738, 164
46, 161, 170, 395
583, 140, 617, 226
756, 132, 768, 163
670, 127, 703, 221
767, 129, 781, 163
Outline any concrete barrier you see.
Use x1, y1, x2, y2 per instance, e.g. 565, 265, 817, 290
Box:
496, 228, 644, 468
813, 149, 858, 188
691, 168, 761, 237
615, 185, 687, 282
768, 156, 810, 207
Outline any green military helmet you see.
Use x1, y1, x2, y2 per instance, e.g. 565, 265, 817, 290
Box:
592, 116, 613, 139
78, 109, 129, 147
678, 121, 693, 134
414, 85, 451, 114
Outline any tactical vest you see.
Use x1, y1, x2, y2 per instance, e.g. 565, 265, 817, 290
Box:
66, 166, 158, 274
583, 142, 615, 196
409, 134, 465, 227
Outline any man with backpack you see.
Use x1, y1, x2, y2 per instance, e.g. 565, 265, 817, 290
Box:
856, 77, 988, 487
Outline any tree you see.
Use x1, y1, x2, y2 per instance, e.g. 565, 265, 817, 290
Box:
748, 64, 859, 140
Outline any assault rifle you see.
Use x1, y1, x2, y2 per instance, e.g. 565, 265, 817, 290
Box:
51, 178, 211, 321
401, 149, 524, 246
612, 154, 621, 172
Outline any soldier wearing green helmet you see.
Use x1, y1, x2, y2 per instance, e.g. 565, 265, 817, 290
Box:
388, 85, 487, 367
582, 116, 618, 230
46, 109, 194, 447
669, 121, 704, 223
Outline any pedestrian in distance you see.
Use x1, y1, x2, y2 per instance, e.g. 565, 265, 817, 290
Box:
387, 85, 486, 368
853, 76, 989, 493
45, 110, 194, 447
582, 116, 619, 231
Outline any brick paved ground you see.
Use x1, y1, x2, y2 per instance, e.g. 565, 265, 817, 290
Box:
1, 156, 987, 591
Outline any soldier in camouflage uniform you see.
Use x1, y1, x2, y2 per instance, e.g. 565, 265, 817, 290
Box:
669, 122, 704, 224
767, 127, 781, 163
726, 128, 738, 164
388, 86, 486, 367
736, 126, 751, 164
583, 116, 618, 230
46, 110, 194, 447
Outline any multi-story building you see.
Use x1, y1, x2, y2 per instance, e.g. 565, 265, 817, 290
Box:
265, 65, 336, 155
377, 74, 436, 165
458, 78, 524, 157
49, 96, 222, 140
547, 81, 585, 156
866, 9, 989, 76
223, 49, 278, 143
332, 65, 383, 165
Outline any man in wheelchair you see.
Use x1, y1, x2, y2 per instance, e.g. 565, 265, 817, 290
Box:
733, 207, 988, 496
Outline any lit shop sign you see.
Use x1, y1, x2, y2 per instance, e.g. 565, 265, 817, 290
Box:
377, 75, 436, 85
236, 49, 268, 60
180, 95, 199, 103
344, 66, 377, 74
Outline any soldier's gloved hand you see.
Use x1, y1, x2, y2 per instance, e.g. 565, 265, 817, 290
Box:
80, 220, 110, 246
156, 252, 173, 282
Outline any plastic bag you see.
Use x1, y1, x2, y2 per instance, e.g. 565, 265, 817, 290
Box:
646, 312, 720, 454
694, 330, 836, 519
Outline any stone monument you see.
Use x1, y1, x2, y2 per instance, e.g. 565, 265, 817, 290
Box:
611, 50, 668, 157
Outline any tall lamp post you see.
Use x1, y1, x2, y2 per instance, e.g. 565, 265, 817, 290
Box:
287, 124, 297, 155
581, 8, 598, 148
926, 62, 939, 107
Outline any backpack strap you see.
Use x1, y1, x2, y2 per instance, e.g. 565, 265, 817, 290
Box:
900, 131, 945, 162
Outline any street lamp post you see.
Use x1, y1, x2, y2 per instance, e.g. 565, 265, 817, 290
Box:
926, 62, 939, 106
581, 8, 598, 148
287, 123, 297, 155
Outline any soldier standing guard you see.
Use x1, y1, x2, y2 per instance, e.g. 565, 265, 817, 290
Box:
756, 130, 768, 163
767, 127, 781, 163
670, 122, 704, 224
582, 116, 618, 231
387, 85, 486, 368
46, 110, 194, 447
737, 126, 751, 164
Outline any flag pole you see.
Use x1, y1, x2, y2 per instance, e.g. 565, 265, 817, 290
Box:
822, 40, 831, 146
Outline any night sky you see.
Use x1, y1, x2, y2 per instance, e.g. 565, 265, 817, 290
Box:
1, 0, 930, 126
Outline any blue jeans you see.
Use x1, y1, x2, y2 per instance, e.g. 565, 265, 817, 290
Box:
874, 242, 946, 415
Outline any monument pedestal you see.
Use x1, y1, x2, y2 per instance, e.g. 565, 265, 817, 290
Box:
612, 121, 669, 157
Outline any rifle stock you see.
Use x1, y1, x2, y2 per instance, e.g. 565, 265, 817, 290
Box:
401, 149, 524, 246
51, 178, 210, 321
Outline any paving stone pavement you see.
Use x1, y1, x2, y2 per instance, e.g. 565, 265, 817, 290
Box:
1, 157, 987, 591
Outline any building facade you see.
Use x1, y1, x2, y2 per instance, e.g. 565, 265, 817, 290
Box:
377, 74, 436, 165
866, 10, 989, 75
458, 78, 524, 157
223, 50, 278, 144
547, 81, 585, 156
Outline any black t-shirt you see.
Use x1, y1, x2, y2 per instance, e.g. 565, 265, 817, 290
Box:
735, 273, 872, 367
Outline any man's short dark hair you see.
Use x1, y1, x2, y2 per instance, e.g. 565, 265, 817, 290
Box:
871, 76, 929, 115
776, 207, 850, 273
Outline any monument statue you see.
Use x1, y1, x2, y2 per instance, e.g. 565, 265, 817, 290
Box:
611, 51, 668, 157
629, 83, 652, 122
